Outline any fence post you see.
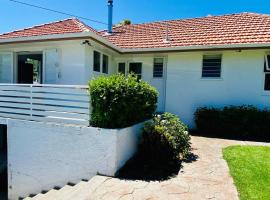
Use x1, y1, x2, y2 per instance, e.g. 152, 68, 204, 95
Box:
30, 84, 33, 120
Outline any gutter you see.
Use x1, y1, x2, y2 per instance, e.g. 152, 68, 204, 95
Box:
1, 33, 270, 54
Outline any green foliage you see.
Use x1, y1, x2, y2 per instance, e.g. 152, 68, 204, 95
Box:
114, 19, 132, 27
223, 146, 270, 200
88, 74, 158, 128
195, 105, 270, 140
141, 113, 191, 164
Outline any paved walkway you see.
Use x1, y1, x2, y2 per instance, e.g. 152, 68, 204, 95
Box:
85, 136, 269, 200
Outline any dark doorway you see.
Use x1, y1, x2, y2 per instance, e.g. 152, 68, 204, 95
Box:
18, 54, 43, 84
0, 125, 7, 200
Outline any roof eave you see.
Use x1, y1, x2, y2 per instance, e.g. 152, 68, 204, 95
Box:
120, 43, 270, 53
0, 32, 122, 53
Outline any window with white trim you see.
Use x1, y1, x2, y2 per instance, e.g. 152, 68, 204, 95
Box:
202, 55, 222, 78
153, 58, 164, 78
118, 63, 126, 74
93, 51, 101, 72
129, 62, 142, 79
264, 55, 270, 91
102, 54, 109, 74
93, 51, 109, 74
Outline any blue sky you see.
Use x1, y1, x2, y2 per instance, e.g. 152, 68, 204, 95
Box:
1, 0, 270, 33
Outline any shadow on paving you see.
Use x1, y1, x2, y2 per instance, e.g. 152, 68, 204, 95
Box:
116, 152, 198, 181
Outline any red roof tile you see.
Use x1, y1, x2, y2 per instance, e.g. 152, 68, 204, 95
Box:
0, 18, 96, 39
1, 13, 270, 50
101, 13, 270, 49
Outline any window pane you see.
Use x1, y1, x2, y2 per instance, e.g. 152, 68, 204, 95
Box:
153, 58, 164, 78
265, 55, 270, 72
93, 51, 100, 72
102, 54, 109, 74
265, 74, 270, 91
118, 63, 125, 74
129, 63, 142, 79
202, 55, 222, 78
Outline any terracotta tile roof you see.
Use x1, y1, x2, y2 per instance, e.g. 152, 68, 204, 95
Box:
101, 12, 270, 49
0, 18, 97, 40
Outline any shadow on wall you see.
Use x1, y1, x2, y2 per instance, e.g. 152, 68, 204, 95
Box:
0, 125, 8, 200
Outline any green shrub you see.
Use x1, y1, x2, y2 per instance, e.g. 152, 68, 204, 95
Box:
140, 113, 191, 164
89, 74, 158, 128
195, 105, 270, 140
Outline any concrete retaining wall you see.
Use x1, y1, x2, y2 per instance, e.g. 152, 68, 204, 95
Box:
3, 118, 143, 200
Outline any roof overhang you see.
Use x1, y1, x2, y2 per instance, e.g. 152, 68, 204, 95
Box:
1, 33, 270, 54
120, 43, 270, 54
0, 31, 122, 53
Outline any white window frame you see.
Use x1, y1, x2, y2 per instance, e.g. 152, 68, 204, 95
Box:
265, 54, 270, 71
153, 57, 165, 79
201, 54, 223, 80
93, 50, 109, 74
263, 54, 270, 92
118, 62, 126, 75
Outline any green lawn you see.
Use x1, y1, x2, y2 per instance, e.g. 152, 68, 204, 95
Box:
223, 146, 270, 200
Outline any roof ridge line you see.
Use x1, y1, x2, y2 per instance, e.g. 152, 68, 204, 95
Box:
113, 12, 269, 28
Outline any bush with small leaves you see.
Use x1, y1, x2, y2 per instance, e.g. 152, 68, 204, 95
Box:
89, 74, 158, 128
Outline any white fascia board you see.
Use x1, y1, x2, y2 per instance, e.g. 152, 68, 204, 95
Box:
120, 43, 270, 53
1, 32, 270, 53
0, 32, 122, 53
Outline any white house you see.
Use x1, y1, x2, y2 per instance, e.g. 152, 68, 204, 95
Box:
0, 12, 270, 127
1, 1, 270, 198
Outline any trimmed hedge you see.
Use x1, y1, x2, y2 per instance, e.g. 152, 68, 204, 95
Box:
89, 74, 158, 128
195, 105, 270, 140
141, 113, 191, 163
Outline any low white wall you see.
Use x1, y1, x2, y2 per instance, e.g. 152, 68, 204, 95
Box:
5, 119, 143, 200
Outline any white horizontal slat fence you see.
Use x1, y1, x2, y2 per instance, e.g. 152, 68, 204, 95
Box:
0, 84, 90, 126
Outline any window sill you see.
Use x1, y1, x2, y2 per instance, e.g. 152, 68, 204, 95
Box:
200, 78, 223, 81
261, 91, 270, 96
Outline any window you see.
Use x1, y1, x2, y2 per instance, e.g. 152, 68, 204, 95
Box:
118, 63, 126, 74
264, 55, 270, 91
102, 54, 109, 74
93, 51, 101, 72
202, 55, 222, 78
153, 58, 164, 78
129, 63, 142, 79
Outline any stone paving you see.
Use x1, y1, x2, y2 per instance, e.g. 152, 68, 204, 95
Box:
85, 136, 270, 200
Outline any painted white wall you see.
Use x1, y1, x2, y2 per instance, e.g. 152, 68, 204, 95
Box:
165, 50, 270, 128
114, 55, 167, 112
0, 39, 117, 85
4, 119, 143, 200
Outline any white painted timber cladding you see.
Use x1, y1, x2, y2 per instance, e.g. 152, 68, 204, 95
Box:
0, 84, 90, 125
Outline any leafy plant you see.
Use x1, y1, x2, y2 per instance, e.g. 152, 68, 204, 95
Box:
141, 113, 191, 163
195, 105, 270, 140
88, 74, 158, 128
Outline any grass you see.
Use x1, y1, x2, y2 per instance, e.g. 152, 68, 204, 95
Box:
223, 146, 270, 200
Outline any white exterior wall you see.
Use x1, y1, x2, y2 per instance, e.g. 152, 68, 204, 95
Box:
165, 50, 270, 128
0, 39, 117, 85
5, 119, 143, 200
114, 55, 167, 112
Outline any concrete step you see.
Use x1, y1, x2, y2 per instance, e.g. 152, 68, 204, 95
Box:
32, 189, 58, 200
23, 176, 110, 200
56, 181, 88, 200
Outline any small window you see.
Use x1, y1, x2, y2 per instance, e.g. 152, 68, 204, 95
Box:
264, 55, 270, 91
129, 62, 142, 79
93, 51, 101, 72
202, 55, 222, 78
118, 63, 126, 74
265, 74, 270, 91
264, 55, 270, 72
102, 54, 109, 74
153, 58, 164, 78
